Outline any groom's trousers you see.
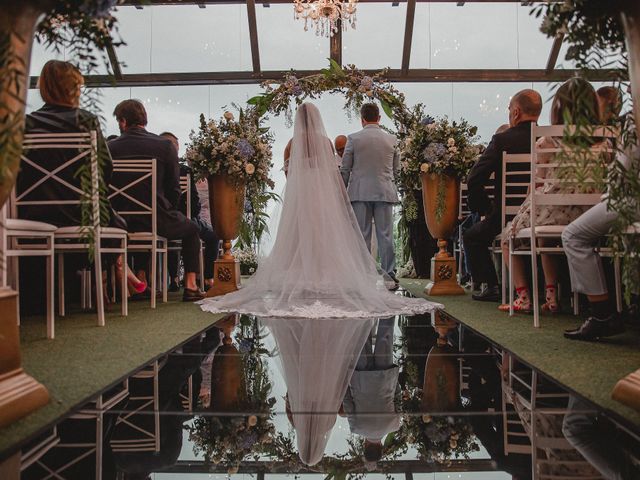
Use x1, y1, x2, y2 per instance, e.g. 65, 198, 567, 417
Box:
351, 201, 396, 276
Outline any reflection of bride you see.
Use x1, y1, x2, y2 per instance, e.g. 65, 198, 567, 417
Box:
200, 103, 440, 318
261, 316, 376, 465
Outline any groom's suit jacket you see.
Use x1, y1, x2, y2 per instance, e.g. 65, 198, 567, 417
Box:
340, 124, 400, 203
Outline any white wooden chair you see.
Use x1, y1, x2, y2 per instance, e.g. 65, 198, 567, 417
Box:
0, 199, 57, 338
17, 132, 128, 327
508, 125, 617, 327
109, 158, 168, 309
500, 153, 532, 307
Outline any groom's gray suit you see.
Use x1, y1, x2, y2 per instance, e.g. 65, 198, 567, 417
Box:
340, 124, 400, 276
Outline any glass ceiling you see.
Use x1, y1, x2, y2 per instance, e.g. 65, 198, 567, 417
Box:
31, 2, 579, 76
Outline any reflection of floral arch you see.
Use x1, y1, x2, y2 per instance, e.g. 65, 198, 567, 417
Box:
247, 60, 411, 127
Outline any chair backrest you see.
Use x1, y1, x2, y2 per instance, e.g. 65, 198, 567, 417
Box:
501, 153, 532, 229
179, 174, 191, 220
16, 132, 100, 228
530, 125, 617, 242
109, 158, 157, 236
459, 173, 495, 219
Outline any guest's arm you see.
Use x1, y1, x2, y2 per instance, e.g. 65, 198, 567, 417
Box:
340, 136, 355, 187
466, 134, 500, 215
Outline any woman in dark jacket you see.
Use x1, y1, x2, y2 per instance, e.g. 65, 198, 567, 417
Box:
18, 60, 146, 297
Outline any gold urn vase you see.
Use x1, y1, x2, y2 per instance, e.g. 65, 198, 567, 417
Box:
210, 317, 244, 412
206, 175, 246, 297
420, 173, 464, 295
421, 313, 461, 413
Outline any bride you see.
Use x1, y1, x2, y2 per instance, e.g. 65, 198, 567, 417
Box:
199, 102, 440, 318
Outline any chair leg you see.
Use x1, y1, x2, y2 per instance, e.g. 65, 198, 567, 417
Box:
573, 291, 579, 316
110, 264, 116, 303
46, 245, 55, 339
509, 239, 514, 317
94, 251, 105, 327
162, 248, 168, 303
199, 246, 205, 291
501, 254, 507, 305
58, 253, 65, 317
531, 253, 540, 328
614, 255, 623, 313
12, 256, 20, 324
121, 247, 128, 318
151, 245, 157, 309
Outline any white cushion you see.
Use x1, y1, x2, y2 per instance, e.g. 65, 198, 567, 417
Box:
5, 218, 57, 233
515, 225, 566, 238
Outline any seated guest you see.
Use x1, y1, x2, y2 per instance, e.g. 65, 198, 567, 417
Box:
561, 145, 638, 341
464, 89, 542, 301
499, 78, 606, 313
108, 100, 205, 302
596, 85, 623, 125
20, 60, 146, 297
160, 132, 220, 291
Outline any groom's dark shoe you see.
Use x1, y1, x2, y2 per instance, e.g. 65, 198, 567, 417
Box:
471, 284, 501, 302
564, 314, 624, 341
386, 272, 400, 291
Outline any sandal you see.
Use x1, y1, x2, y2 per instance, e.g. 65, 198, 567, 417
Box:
498, 287, 532, 313
542, 284, 560, 314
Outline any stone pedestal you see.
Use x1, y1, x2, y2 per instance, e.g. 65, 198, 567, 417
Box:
206, 257, 241, 297
425, 240, 464, 296
0, 287, 49, 429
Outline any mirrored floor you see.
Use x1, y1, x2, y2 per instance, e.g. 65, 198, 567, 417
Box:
18, 307, 640, 480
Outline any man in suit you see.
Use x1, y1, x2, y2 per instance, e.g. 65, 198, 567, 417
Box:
334, 134, 347, 158
464, 89, 542, 302
341, 103, 400, 289
341, 317, 400, 467
108, 100, 205, 302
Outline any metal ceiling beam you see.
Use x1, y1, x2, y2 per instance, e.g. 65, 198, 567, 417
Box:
330, 19, 343, 66
123, 0, 555, 4
401, 0, 417, 74
31, 68, 622, 88
246, 0, 261, 73
545, 33, 564, 74
105, 39, 123, 81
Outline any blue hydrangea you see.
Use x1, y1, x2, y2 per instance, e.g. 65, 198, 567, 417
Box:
420, 115, 435, 126
236, 139, 255, 159
240, 431, 258, 449
423, 142, 446, 163
79, 0, 118, 17
238, 339, 252, 353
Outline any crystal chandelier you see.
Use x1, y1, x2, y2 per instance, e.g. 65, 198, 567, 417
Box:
293, 0, 358, 37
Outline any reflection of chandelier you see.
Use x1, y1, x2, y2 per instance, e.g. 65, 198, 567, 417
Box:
293, 0, 358, 37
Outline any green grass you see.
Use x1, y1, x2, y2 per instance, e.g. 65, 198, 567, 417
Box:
0, 294, 224, 458
400, 278, 640, 427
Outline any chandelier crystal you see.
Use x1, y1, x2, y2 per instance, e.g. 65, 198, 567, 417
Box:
293, 0, 358, 37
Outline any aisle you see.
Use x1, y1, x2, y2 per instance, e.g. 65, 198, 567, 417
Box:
401, 278, 640, 426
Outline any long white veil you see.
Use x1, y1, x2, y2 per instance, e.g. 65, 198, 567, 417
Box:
261, 316, 375, 465
200, 102, 440, 318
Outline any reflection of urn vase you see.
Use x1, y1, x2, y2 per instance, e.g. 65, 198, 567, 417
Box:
420, 173, 464, 296
210, 317, 244, 412
421, 313, 460, 412
206, 175, 246, 297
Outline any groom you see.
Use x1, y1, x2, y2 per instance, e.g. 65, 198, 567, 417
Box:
341, 103, 400, 289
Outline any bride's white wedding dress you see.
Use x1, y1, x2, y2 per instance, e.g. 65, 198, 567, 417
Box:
199, 103, 440, 318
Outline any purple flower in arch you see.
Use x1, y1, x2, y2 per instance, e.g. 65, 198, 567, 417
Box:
420, 115, 436, 126
291, 85, 303, 96
236, 139, 255, 159
240, 431, 259, 449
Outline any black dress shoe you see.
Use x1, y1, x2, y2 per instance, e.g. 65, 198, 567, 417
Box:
471, 284, 501, 302
564, 314, 625, 341
130, 287, 152, 301
183, 288, 206, 302
168, 281, 180, 293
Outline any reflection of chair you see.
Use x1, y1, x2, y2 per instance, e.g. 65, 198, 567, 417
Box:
501, 353, 604, 480
21, 380, 129, 480
110, 158, 167, 309
180, 375, 194, 413
1, 200, 56, 338
110, 360, 160, 452
17, 132, 128, 326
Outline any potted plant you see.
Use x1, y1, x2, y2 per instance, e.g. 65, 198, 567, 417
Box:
400, 116, 480, 295
186, 108, 274, 296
